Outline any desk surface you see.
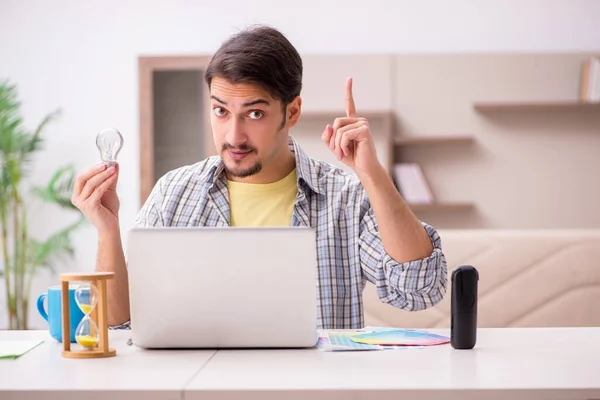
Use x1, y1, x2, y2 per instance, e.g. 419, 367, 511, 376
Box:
2, 328, 600, 400
0, 330, 215, 400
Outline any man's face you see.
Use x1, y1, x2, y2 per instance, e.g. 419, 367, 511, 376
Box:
210, 77, 299, 180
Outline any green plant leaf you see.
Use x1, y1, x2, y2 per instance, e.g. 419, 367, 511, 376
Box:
0, 79, 85, 330
26, 217, 85, 273
31, 164, 81, 211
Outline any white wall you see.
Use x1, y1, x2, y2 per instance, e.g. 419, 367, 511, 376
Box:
1, 0, 599, 329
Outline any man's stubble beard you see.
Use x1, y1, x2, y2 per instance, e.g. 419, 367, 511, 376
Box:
222, 142, 262, 178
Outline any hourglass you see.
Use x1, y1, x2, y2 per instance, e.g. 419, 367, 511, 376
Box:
74, 282, 99, 349
59, 272, 116, 358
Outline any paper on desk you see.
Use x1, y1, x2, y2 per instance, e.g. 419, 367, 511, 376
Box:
317, 331, 382, 351
317, 327, 425, 352
0, 340, 44, 359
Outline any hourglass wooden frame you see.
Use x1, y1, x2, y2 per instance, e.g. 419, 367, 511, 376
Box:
59, 272, 116, 358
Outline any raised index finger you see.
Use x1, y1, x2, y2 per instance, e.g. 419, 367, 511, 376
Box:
345, 77, 356, 118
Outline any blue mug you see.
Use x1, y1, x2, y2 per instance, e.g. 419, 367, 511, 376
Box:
37, 285, 88, 343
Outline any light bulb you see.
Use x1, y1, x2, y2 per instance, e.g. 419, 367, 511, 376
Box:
96, 128, 124, 166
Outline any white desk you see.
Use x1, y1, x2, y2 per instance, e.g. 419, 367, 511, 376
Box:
185, 327, 600, 400
0, 330, 215, 400
2, 328, 600, 400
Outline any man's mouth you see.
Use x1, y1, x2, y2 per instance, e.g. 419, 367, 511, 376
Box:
227, 149, 252, 161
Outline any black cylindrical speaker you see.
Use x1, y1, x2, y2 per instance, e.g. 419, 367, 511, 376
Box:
451, 265, 479, 349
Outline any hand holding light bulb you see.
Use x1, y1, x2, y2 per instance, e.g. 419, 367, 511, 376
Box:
71, 128, 124, 233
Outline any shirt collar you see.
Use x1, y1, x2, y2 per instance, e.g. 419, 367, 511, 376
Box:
196, 135, 323, 195
288, 135, 323, 195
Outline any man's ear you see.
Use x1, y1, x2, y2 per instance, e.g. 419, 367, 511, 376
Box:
286, 96, 302, 128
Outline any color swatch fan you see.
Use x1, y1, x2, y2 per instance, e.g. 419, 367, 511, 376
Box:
350, 329, 449, 346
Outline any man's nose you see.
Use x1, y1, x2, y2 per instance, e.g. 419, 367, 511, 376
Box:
225, 118, 247, 147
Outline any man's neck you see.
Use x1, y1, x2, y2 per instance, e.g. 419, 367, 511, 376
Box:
227, 149, 296, 184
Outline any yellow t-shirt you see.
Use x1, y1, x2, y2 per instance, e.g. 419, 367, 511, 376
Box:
227, 169, 297, 226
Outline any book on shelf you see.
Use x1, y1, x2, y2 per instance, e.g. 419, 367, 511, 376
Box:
579, 57, 600, 102
392, 163, 434, 204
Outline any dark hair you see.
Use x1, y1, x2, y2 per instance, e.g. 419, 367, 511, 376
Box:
205, 25, 303, 106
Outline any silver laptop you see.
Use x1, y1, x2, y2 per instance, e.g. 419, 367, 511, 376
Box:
125, 226, 318, 349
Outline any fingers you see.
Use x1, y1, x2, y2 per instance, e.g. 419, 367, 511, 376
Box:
334, 121, 368, 160
330, 126, 336, 150
335, 124, 344, 160
321, 124, 333, 147
88, 173, 118, 205
330, 117, 361, 149
340, 127, 362, 157
331, 117, 358, 131
108, 162, 119, 191
78, 165, 117, 201
74, 163, 107, 195
345, 77, 356, 118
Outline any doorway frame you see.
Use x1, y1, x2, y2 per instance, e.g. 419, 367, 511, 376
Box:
138, 55, 213, 207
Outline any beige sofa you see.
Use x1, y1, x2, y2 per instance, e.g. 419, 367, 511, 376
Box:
363, 229, 600, 328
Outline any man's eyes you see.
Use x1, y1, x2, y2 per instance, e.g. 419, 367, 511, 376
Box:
213, 107, 227, 116
248, 110, 264, 120
212, 107, 264, 120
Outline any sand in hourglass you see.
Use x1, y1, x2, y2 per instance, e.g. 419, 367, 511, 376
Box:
76, 335, 99, 348
76, 317, 99, 348
75, 284, 100, 349
79, 304, 93, 314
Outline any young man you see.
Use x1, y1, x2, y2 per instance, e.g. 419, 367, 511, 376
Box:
72, 26, 447, 330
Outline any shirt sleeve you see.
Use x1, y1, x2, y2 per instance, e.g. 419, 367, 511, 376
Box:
359, 204, 448, 311
108, 179, 165, 331
133, 177, 166, 228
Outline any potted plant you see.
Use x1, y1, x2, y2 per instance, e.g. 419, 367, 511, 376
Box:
0, 79, 86, 330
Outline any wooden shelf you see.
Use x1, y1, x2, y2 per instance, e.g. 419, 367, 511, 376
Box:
395, 135, 474, 146
473, 101, 600, 112
408, 202, 475, 212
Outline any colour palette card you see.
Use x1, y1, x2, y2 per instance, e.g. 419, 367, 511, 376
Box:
350, 329, 450, 346
317, 330, 426, 352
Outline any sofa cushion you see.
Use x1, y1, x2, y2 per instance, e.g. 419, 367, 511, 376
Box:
363, 230, 600, 328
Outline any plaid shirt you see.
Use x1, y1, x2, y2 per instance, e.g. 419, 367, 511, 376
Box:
112, 136, 447, 330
